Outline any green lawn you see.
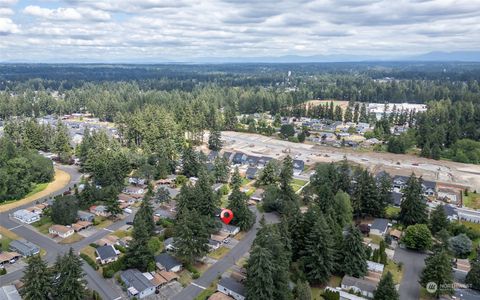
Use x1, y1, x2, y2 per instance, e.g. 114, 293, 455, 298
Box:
208, 247, 230, 260
469, 238, 480, 260
94, 216, 113, 229
463, 192, 480, 209
178, 270, 193, 287
386, 205, 401, 219
194, 279, 218, 300
0, 183, 49, 206
112, 229, 131, 239
0, 237, 12, 251
460, 220, 480, 233
33, 216, 54, 235
291, 179, 308, 193
384, 259, 404, 284
310, 287, 324, 300
369, 234, 384, 245
59, 233, 84, 244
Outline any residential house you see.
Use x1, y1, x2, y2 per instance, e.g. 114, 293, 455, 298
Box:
77, 211, 95, 222
341, 275, 377, 298
457, 207, 480, 223
217, 277, 246, 300
158, 270, 179, 283
223, 152, 233, 162
123, 185, 145, 196
0, 252, 21, 266
97, 235, 119, 247
164, 237, 176, 251
208, 239, 221, 251
72, 221, 92, 232
250, 189, 264, 202
155, 253, 183, 272
0, 285, 22, 300
96, 245, 120, 265
221, 224, 240, 236
389, 229, 402, 241
90, 205, 110, 217
121, 269, 156, 299
118, 193, 136, 205
292, 159, 305, 175
367, 261, 385, 273
422, 180, 437, 197
211, 232, 230, 244
12, 209, 40, 224
324, 287, 368, 300
392, 175, 409, 191
9, 240, 40, 257
246, 155, 260, 167
149, 272, 167, 289
442, 205, 458, 221
212, 183, 224, 192
258, 156, 273, 168
437, 188, 458, 203
128, 177, 146, 186
370, 219, 389, 236
232, 152, 247, 165
208, 151, 219, 162
49, 225, 74, 238
245, 167, 258, 180
390, 192, 402, 207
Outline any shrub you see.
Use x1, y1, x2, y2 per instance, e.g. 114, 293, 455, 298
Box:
80, 253, 99, 270
0, 268, 7, 275
90, 243, 99, 248
449, 234, 473, 258
402, 224, 433, 251
102, 268, 115, 278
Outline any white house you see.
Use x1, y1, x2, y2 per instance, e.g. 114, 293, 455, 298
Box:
96, 245, 120, 265
221, 224, 240, 236
12, 209, 40, 224
341, 275, 377, 299
217, 277, 246, 300
121, 269, 156, 299
369, 218, 389, 236
49, 225, 74, 238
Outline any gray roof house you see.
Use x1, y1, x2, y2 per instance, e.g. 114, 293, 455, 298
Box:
222, 224, 240, 236
121, 269, 156, 299
232, 152, 247, 165
390, 192, 402, 207
258, 156, 273, 167
246, 155, 260, 166
77, 210, 95, 222
293, 159, 305, 175
12, 209, 40, 224
164, 237, 176, 251
245, 167, 258, 180
223, 152, 233, 162
155, 253, 183, 272
341, 275, 377, 299
9, 239, 40, 257
370, 218, 389, 236
217, 277, 246, 300
96, 245, 120, 265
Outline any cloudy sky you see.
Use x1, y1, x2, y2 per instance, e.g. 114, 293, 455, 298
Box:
1, 0, 480, 62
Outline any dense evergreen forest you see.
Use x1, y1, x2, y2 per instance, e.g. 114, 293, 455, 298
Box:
1, 62, 480, 164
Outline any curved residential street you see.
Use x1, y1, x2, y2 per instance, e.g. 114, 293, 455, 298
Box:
0, 164, 125, 300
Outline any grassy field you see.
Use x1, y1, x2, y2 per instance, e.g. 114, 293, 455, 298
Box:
291, 178, 308, 193
369, 234, 384, 245
463, 192, 480, 209
384, 259, 404, 284
310, 276, 341, 300
81, 245, 98, 261
208, 247, 230, 260
178, 270, 193, 287
460, 220, 480, 233
59, 233, 84, 244
0, 226, 19, 251
194, 279, 218, 300
95, 216, 113, 229
386, 205, 401, 219
0, 169, 71, 212
33, 216, 54, 235
112, 229, 131, 238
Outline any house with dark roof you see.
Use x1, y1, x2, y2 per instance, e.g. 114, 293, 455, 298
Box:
96, 245, 120, 265
208, 239, 221, 251
155, 253, 183, 272
77, 210, 95, 222
392, 175, 409, 190
208, 151, 219, 162
341, 275, 377, 298
258, 156, 273, 167
422, 180, 437, 196
121, 269, 156, 299
390, 192, 402, 207
292, 159, 305, 175
442, 204, 458, 221
246, 155, 260, 167
370, 218, 389, 237
9, 239, 40, 257
223, 152, 233, 162
232, 152, 247, 165
245, 167, 258, 180
164, 237, 176, 251
217, 277, 246, 300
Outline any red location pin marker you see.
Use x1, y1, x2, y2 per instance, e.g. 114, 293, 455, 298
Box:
220, 209, 234, 225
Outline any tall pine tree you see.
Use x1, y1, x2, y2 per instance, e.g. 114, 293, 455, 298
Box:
52, 248, 87, 300
374, 272, 399, 300
399, 174, 428, 226
342, 225, 368, 278
22, 255, 53, 300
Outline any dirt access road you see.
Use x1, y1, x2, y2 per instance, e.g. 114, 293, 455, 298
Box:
221, 131, 480, 191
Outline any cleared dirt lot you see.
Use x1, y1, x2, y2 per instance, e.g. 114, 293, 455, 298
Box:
221, 131, 480, 191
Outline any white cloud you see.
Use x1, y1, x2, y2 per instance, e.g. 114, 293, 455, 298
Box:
0, 0, 477, 61
24, 5, 110, 21
0, 17, 18, 35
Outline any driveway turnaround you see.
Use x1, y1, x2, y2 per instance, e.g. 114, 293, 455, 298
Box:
394, 247, 427, 300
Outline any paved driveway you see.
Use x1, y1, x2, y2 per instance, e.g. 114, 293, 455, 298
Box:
393, 247, 427, 300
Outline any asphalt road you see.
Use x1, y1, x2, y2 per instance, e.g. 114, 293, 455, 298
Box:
393, 247, 427, 300
172, 207, 272, 300
0, 164, 123, 300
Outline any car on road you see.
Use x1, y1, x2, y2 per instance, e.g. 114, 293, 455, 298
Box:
223, 238, 231, 244
126, 221, 134, 225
